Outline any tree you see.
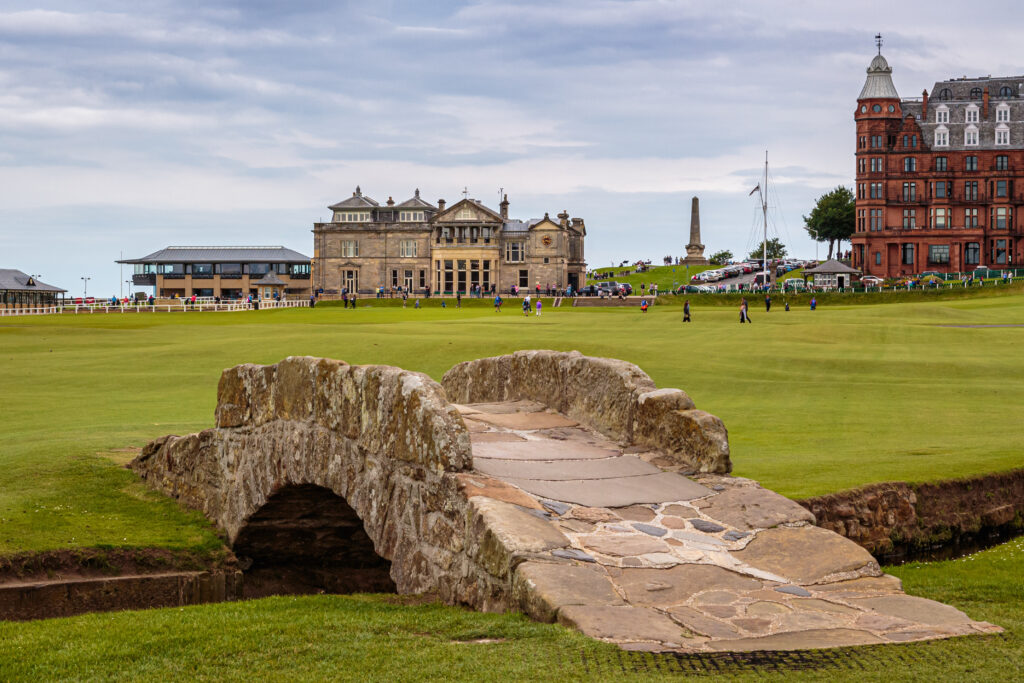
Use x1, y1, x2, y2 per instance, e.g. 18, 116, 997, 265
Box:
804, 186, 855, 260
708, 250, 733, 265
748, 238, 787, 261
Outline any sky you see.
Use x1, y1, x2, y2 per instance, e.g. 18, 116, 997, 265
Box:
2, 0, 1021, 296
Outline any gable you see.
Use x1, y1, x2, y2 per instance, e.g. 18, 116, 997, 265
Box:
434, 199, 502, 223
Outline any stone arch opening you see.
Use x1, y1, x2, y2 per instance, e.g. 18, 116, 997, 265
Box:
232, 484, 396, 598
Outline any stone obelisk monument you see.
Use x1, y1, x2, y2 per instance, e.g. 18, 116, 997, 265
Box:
683, 196, 708, 265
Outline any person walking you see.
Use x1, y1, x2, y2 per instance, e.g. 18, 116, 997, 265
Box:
522, 296, 530, 316
494, 294, 502, 312
456, 291, 462, 308
536, 299, 542, 316
683, 299, 691, 322
765, 293, 771, 312
740, 297, 751, 323
810, 297, 817, 311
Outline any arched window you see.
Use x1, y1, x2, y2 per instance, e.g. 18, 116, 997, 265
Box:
938, 88, 952, 100
970, 87, 983, 99
999, 85, 1013, 98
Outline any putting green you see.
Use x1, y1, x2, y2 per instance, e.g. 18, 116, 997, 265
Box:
1, 294, 1023, 553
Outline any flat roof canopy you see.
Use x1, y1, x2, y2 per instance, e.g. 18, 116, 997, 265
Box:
118, 246, 310, 264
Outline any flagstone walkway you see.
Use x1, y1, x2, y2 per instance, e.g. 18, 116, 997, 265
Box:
456, 399, 1001, 653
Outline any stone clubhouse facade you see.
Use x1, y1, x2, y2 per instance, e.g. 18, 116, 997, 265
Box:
312, 188, 587, 295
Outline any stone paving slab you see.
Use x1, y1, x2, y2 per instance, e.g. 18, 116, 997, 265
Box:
468, 412, 579, 430
474, 455, 660, 481
502, 472, 713, 507
465, 399, 1001, 654
472, 439, 622, 461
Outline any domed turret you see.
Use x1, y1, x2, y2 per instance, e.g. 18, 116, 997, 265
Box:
859, 53, 900, 100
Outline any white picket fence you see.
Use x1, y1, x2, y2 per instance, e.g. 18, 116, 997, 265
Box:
0, 299, 310, 317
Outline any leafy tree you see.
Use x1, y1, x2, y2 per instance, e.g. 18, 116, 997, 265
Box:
708, 250, 733, 265
748, 238, 787, 261
804, 186, 855, 260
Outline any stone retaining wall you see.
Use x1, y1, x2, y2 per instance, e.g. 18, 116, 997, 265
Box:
798, 469, 1024, 561
442, 350, 730, 473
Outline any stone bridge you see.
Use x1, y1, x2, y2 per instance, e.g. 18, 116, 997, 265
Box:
132, 351, 999, 652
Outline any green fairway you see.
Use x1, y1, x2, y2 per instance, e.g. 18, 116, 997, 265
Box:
1, 538, 1021, 681
2, 296, 1024, 553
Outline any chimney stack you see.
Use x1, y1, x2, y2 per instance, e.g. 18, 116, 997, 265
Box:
983, 87, 990, 119
921, 89, 929, 119
438, 198, 446, 211
500, 194, 509, 220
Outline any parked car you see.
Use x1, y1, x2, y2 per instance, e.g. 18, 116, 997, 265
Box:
676, 284, 703, 293
860, 275, 884, 287
781, 277, 806, 290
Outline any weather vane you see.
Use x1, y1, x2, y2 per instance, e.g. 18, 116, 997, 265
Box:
875, 33, 883, 55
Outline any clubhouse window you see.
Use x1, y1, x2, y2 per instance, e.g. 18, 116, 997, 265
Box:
505, 242, 525, 263
928, 245, 950, 264
518, 269, 529, 288
341, 240, 359, 258
399, 240, 418, 258
399, 211, 425, 222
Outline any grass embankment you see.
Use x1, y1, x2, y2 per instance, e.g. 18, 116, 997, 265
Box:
1, 538, 1021, 681
2, 295, 1024, 555
591, 263, 715, 290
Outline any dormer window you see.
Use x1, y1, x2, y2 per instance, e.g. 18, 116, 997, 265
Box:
935, 106, 949, 123
938, 88, 952, 101
965, 105, 979, 123
964, 125, 979, 146
970, 87, 983, 100
995, 124, 1010, 146
334, 211, 371, 223
997, 104, 1010, 123
999, 85, 1013, 98
934, 126, 949, 147
399, 211, 424, 222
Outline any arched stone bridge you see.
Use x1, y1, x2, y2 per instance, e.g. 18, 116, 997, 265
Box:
132, 351, 999, 652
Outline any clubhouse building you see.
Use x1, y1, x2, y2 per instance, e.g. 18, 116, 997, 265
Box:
0, 269, 66, 309
852, 49, 1024, 277
118, 246, 311, 299
312, 188, 587, 295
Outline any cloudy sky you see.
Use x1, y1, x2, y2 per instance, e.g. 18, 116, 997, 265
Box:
2, 0, 1021, 296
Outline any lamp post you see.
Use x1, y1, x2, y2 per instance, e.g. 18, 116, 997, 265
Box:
81, 276, 90, 297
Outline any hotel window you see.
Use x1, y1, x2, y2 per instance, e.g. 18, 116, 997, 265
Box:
870, 209, 884, 231
870, 157, 883, 172
964, 126, 979, 146
934, 127, 948, 147
996, 180, 1008, 198
341, 240, 359, 257
964, 181, 978, 201
928, 245, 950, 264
857, 209, 866, 231
859, 136, 867, 148
903, 157, 916, 172
935, 106, 949, 123
902, 209, 916, 228
505, 242, 525, 263
935, 156, 948, 172
965, 156, 977, 171
858, 158, 866, 174
399, 240, 417, 258
993, 207, 1010, 229
995, 125, 1010, 146
871, 135, 883, 148
966, 105, 979, 123
858, 183, 865, 199
399, 211, 425, 222
933, 181, 947, 199
993, 239, 1008, 264
996, 155, 1009, 171
875, 251, 882, 265
902, 182, 916, 201
996, 105, 1010, 123
965, 242, 980, 265
931, 207, 949, 228
901, 243, 915, 265
870, 182, 883, 199
965, 208, 979, 227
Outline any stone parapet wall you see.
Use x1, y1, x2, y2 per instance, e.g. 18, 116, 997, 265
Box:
799, 469, 1024, 561
442, 350, 730, 473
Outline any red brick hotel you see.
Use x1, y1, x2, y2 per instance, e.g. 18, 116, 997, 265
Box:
852, 48, 1024, 276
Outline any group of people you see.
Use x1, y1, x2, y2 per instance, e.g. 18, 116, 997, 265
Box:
675, 294, 817, 324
